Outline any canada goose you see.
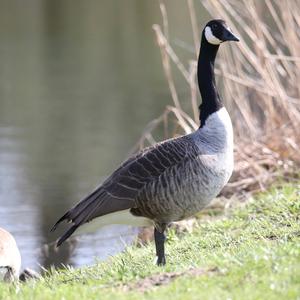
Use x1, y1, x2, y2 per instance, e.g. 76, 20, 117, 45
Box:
0, 228, 21, 282
52, 19, 239, 265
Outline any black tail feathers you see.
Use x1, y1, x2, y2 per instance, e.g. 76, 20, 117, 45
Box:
50, 211, 71, 232
56, 225, 79, 247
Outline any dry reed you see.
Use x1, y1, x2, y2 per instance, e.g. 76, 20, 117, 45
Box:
133, 0, 299, 198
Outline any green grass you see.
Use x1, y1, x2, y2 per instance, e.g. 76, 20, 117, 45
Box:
1, 183, 299, 300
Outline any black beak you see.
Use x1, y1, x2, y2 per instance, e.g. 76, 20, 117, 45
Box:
223, 28, 240, 42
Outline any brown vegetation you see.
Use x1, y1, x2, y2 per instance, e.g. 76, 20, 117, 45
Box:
134, 0, 299, 197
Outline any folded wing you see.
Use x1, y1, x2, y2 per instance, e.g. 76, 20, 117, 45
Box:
52, 136, 192, 246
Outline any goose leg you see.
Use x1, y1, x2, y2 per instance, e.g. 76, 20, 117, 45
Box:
154, 227, 166, 266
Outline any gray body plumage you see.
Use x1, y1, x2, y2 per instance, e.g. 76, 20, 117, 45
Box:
132, 107, 233, 227
53, 107, 233, 244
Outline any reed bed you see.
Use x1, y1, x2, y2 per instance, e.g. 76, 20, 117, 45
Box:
134, 0, 300, 197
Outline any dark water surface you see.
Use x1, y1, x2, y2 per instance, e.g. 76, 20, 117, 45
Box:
0, 0, 208, 270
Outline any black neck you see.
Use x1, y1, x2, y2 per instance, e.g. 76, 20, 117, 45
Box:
197, 34, 223, 127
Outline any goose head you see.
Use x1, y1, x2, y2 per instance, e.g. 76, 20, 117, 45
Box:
204, 19, 239, 45
0, 228, 21, 282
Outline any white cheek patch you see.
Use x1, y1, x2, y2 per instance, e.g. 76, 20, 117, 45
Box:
205, 26, 222, 45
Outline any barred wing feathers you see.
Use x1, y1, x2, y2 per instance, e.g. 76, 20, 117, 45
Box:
52, 136, 196, 246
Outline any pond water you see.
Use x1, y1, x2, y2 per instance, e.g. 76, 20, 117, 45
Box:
0, 0, 208, 270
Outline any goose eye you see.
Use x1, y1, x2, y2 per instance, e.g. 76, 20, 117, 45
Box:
212, 24, 218, 30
